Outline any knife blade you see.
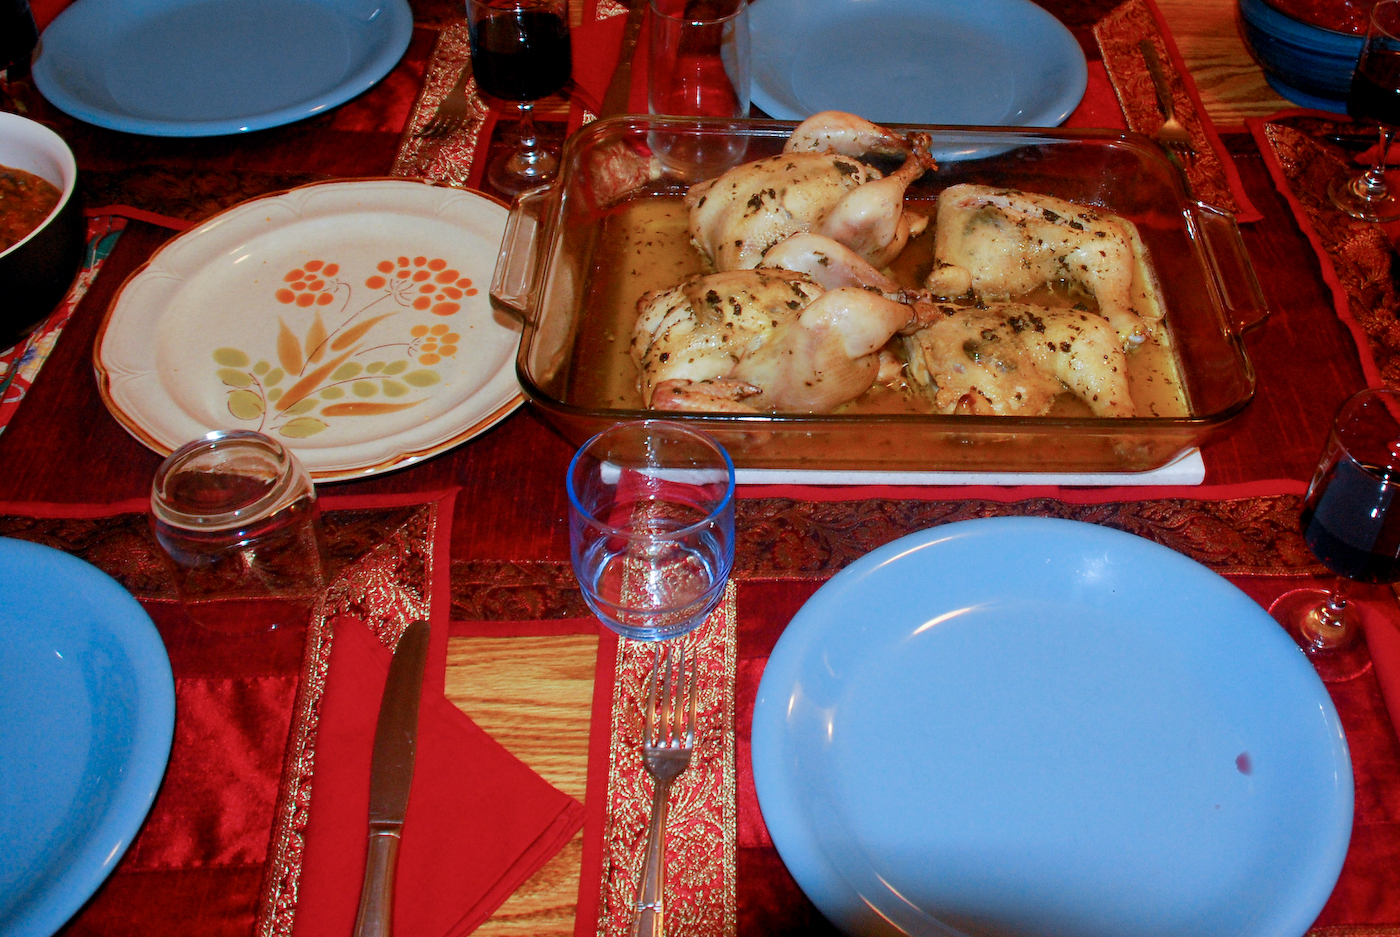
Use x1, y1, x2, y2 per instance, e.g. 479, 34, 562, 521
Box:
600, 0, 649, 118
351, 619, 431, 937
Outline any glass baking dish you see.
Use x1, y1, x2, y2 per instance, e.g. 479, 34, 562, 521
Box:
490, 116, 1267, 473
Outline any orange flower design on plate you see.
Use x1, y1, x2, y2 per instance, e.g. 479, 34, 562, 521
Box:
212, 254, 478, 438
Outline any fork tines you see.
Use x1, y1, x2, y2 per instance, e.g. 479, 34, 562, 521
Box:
646, 642, 696, 749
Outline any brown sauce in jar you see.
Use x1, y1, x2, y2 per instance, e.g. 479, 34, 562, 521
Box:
0, 164, 62, 252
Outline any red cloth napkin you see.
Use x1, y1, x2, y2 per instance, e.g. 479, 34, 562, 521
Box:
1360, 600, 1400, 738
293, 616, 585, 937
571, 13, 627, 116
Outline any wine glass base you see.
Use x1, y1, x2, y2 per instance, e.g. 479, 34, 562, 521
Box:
1267, 588, 1372, 682
487, 146, 559, 198
1328, 168, 1400, 222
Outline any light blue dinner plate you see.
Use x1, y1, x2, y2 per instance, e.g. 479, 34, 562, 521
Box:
0, 538, 175, 937
31, 0, 413, 136
748, 0, 1088, 127
751, 517, 1353, 937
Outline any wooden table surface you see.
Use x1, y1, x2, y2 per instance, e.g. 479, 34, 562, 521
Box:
1158, 0, 1296, 127
452, 4, 1298, 933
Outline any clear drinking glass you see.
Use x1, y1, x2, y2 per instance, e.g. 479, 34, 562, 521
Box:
467, 0, 572, 196
151, 430, 327, 635
646, 0, 751, 180
567, 420, 736, 641
1329, 0, 1400, 222
1269, 387, 1400, 680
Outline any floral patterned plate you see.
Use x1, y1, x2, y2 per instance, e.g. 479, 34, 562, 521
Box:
95, 179, 520, 481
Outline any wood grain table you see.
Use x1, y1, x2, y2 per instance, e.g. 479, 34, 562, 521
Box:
1158, 0, 1295, 127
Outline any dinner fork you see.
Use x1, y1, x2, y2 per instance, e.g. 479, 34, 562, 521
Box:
415, 62, 473, 138
1139, 39, 1195, 159
631, 641, 697, 937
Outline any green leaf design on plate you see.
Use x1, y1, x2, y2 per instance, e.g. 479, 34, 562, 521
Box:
285, 397, 319, 416
382, 380, 408, 398
227, 389, 264, 420
382, 360, 408, 376
367, 361, 385, 374
265, 368, 285, 386
331, 362, 363, 382
254, 360, 270, 376
213, 348, 250, 368
280, 417, 328, 438
269, 387, 283, 402
403, 370, 440, 388
351, 381, 377, 398
217, 368, 253, 388
320, 386, 345, 399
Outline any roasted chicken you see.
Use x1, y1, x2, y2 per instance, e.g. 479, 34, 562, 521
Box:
902, 301, 1135, 417
926, 184, 1163, 349
631, 268, 924, 413
684, 112, 936, 272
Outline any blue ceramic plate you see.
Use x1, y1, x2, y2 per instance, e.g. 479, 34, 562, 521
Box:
32, 0, 413, 136
0, 538, 175, 937
751, 517, 1353, 937
748, 0, 1087, 127
1238, 0, 1362, 113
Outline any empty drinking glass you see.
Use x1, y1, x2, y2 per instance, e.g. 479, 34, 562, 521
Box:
567, 420, 735, 642
647, 0, 751, 179
151, 430, 327, 634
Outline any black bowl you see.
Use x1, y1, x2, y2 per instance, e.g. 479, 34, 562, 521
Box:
0, 112, 83, 351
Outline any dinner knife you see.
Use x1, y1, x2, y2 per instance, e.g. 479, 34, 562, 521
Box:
600, 0, 648, 117
351, 619, 431, 937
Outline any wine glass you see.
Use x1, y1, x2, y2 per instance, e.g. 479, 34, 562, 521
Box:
567, 420, 736, 642
1269, 387, 1400, 680
1329, 0, 1400, 222
466, 0, 572, 197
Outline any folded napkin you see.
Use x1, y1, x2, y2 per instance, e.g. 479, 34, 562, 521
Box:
571, 14, 628, 116
1360, 599, 1400, 740
293, 617, 585, 937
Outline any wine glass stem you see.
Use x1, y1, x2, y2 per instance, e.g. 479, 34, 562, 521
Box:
516, 101, 539, 153
1359, 125, 1396, 201
1319, 576, 1351, 631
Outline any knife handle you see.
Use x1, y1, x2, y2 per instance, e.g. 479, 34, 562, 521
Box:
352, 830, 401, 937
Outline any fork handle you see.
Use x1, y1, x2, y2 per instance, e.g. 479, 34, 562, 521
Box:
630, 776, 673, 937
1139, 40, 1177, 123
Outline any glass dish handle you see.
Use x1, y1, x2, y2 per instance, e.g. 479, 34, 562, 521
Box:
490, 184, 554, 325
1194, 201, 1269, 334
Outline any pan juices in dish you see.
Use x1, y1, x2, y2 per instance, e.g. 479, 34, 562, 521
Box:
567, 190, 1188, 422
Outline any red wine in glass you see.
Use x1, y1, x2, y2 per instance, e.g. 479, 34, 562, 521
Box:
470, 9, 571, 102
1329, 0, 1400, 221
466, 0, 572, 196
1271, 388, 1400, 681
1301, 459, 1400, 583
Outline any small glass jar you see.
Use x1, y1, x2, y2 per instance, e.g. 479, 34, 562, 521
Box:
151, 430, 327, 634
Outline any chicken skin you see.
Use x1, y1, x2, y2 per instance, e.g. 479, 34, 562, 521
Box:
631, 268, 923, 413
683, 112, 935, 272
926, 184, 1163, 349
903, 302, 1135, 417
